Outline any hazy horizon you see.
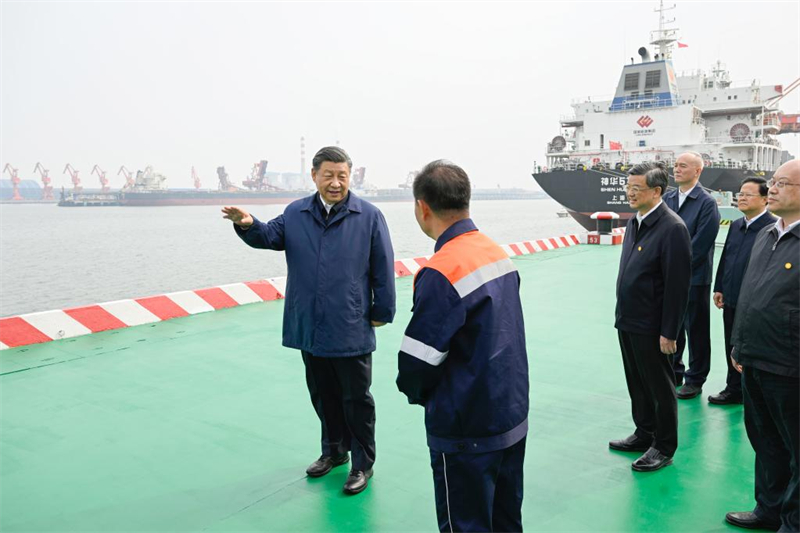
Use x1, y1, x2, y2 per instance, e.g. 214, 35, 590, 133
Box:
2, 1, 798, 191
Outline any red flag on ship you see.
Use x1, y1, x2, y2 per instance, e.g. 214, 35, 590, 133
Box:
609, 141, 623, 150
678, 42, 689, 48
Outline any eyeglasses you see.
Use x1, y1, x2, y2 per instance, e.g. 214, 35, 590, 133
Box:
624, 186, 654, 194
767, 179, 800, 189
734, 193, 764, 200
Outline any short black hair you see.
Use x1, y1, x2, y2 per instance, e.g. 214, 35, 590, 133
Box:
312, 146, 352, 171
628, 161, 668, 196
742, 176, 768, 196
413, 160, 471, 213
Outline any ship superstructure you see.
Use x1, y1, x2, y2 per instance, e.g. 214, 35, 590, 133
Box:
534, 1, 798, 230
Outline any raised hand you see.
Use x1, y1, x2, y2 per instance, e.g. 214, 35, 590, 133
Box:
222, 206, 254, 228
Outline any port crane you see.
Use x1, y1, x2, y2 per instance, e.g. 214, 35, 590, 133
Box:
34, 162, 54, 200
118, 166, 135, 189
63, 164, 83, 192
3, 163, 23, 201
192, 166, 201, 189
242, 160, 282, 191
92, 165, 110, 193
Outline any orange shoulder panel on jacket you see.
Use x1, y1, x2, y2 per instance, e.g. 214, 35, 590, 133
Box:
424, 231, 509, 285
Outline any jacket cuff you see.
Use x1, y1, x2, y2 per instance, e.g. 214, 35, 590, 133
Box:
370, 306, 395, 324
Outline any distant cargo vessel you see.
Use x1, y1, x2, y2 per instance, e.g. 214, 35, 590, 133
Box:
532, 1, 799, 230
58, 164, 545, 206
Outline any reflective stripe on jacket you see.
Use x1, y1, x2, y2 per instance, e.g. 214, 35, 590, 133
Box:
397, 219, 529, 453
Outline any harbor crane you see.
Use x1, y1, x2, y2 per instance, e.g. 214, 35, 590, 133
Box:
192, 166, 201, 189
34, 162, 54, 200
118, 166, 135, 189
63, 164, 83, 192
3, 163, 23, 201
92, 165, 110, 193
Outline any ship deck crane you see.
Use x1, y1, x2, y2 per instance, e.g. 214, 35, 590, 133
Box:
118, 166, 135, 189
763, 77, 800, 134
34, 162, 54, 200
3, 163, 23, 201
63, 164, 82, 192
91, 165, 110, 193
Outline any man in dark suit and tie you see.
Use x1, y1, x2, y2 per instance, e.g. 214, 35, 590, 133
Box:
663, 152, 720, 399
709, 177, 776, 405
610, 161, 692, 472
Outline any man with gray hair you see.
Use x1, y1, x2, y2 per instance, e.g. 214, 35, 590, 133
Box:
663, 152, 720, 399
725, 159, 799, 532
610, 161, 691, 472
222, 146, 396, 495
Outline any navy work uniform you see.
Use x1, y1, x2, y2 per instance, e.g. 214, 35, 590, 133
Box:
397, 219, 529, 533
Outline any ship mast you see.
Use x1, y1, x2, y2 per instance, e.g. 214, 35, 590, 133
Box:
650, 0, 679, 60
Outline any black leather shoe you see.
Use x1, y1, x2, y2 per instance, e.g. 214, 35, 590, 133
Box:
632, 447, 673, 472
708, 389, 743, 405
725, 511, 780, 530
677, 383, 702, 400
609, 434, 651, 452
305, 454, 349, 478
343, 468, 373, 495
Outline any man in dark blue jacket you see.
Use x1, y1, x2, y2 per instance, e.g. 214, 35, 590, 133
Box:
663, 152, 720, 399
397, 160, 529, 532
611, 161, 691, 472
725, 160, 800, 532
709, 177, 776, 405
222, 146, 396, 495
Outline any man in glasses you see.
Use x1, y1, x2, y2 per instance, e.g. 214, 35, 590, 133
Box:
710, 177, 776, 405
726, 159, 799, 532
610, 161, 691, 472
663, 152, 720, 399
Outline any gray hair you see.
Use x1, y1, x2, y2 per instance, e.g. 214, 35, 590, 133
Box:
312, 146, 352, 171
628, 161, 669, 196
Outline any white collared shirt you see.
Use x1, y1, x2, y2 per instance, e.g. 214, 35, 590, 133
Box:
636, 200, 663, 226
745, 209, 768, 228
775, 217, 800, 240
678, 183, 698, 209
318, 195, 335, 214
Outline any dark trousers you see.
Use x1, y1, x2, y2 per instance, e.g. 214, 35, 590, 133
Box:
430, 437, 526, 533
618, 330, 678, 457
742, 367, 799, 532
301, 351, 376, 471
673, 284, 712, 386
721, 305, 743, 395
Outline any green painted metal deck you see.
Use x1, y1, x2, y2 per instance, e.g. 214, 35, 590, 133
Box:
1, 233, 755, 532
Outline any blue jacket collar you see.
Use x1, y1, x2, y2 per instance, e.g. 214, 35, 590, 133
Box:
300, 191, 362, 213
435, 218, 478, 252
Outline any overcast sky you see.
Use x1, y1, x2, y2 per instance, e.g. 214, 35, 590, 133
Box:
2, 1, 798, 190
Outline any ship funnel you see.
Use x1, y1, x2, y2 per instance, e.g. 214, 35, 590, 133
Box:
638, 47, 651, 63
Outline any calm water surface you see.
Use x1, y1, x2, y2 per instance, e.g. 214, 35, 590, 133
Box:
0, 198, 581, 316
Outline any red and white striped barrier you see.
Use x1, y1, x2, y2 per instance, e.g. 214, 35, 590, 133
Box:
0, 233, 583, 351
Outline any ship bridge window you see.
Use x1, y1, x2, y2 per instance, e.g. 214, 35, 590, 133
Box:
644, 70, 661, 89
585, 140, 591, 147
638, 140, 647, 147
624, 73, 640, 91
734, 95, 738, 99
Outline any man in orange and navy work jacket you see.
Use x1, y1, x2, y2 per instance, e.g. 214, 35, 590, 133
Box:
396, 160, 529, 532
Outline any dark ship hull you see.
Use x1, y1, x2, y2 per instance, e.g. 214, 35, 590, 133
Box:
533, 167, 771, 231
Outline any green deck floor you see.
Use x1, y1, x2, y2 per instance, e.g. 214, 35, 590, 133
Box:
1, 234, 756, 532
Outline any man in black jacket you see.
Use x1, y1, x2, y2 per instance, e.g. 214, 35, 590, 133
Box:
710, 177, 777, 405
663, 152, 721, 399
725, 160, 800, 533
610, 161, 692, 472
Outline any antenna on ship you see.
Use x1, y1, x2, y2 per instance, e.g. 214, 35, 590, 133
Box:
650, 0, 679, 60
